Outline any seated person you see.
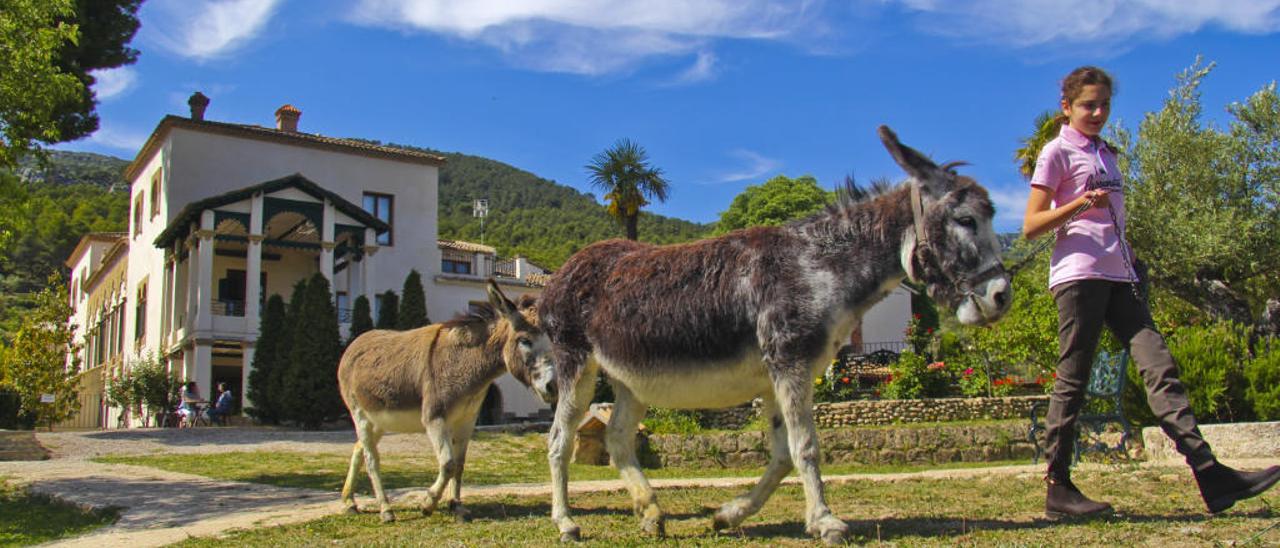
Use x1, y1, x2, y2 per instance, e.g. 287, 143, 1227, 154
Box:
206, 382, 235, 425
177, 381, 206, 427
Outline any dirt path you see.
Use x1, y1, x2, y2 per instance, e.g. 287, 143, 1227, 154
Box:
1, 428, 1272, 547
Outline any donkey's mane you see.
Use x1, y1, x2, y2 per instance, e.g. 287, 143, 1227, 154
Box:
439, 293, 539, 330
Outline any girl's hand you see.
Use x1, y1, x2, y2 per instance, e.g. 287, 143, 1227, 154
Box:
1086, 190, 1110, 209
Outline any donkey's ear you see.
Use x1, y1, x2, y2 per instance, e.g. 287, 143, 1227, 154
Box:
878, 125, 949, 198
487, 279, 518, 317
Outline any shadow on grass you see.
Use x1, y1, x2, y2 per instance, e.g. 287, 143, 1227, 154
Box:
81, 427, 355, 447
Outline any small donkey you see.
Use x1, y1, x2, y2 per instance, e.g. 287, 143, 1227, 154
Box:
338, 280, 556, 522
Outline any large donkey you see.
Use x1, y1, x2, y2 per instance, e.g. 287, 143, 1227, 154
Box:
538, 126, 1012, 544
338, 280, 556, 522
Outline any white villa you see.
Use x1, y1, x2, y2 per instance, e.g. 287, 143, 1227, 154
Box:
62, 93, 910, 429
64, 94, 546, 427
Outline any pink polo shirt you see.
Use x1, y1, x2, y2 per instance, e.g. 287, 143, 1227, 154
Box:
1030, 124, 1137, 289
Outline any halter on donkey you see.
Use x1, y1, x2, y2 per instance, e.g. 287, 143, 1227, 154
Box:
337, 280, 556, 522
537, 126, 1013, 544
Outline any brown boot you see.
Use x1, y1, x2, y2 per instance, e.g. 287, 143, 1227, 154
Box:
1194, 462, 1280, 514
1045, 476, 1113, 519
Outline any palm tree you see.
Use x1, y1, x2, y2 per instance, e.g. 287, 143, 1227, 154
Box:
1014, 110, 1063, 180
585, 138, 670, 241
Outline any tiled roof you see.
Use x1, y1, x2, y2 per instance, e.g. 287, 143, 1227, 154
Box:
125, 115, 446, 182
438, 239, 496, 254
65, 232, 127, 268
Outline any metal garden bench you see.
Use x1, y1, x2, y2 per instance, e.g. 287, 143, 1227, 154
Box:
1028, 349, 1134, 464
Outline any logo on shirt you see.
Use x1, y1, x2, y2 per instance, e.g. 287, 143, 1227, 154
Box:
1087, 176, 1123, 193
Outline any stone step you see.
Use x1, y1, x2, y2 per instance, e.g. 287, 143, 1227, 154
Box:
0, 430, 51, 461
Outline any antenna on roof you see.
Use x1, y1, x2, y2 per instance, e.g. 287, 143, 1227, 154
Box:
473, 198, 489, 245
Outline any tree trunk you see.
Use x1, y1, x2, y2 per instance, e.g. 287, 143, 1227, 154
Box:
624, 214, 639, 241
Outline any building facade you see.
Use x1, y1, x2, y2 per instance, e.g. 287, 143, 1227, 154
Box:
66, 95, 549, 426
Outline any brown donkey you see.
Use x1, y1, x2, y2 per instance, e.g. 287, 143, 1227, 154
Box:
538, 126, 1013, 544
338, 280, 556, 522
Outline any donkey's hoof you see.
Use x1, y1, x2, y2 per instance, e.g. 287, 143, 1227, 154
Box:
559, 529, 580, 543
343, 505, 359, 515
379, 510, 396, 523
820, 528, 846, 546
809, 517, 847, 545
640, 515, 665, 538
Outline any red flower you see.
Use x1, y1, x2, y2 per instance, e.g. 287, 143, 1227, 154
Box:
963, 367, 974, 376
926, 327, 934, 334
841, 377, 850, 384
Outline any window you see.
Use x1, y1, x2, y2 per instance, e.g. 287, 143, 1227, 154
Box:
150, 168, 162, 219
362, 192, 394, 246
134, 280, 147, 345
442, 258, 472, 275
133, 194, 144, 237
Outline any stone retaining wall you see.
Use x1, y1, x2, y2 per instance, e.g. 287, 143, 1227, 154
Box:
1143, 421, 1280, 461
646, 421, 1036, 468
691, 396, 1048, 429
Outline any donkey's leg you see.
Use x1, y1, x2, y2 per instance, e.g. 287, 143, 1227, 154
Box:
713, 395, 793, 531
773, 372, 846, 544
549, 358, 598, 542
445, 416, 478, 522
606, 381, 663, 537
340, 440, 365, 514
359, 426, 394, 523
422, 416, 454, 516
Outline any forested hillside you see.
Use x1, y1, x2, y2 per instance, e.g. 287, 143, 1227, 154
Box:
428, 147, 708, 267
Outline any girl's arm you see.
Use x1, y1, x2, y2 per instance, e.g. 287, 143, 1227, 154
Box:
1022, 187, 1108, 240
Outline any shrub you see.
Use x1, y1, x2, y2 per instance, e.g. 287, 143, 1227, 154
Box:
642, 407, 702, 435
1164, 319, 1251, 423
1245, 337, 1280, 420
882, 351, 949, 400
815, 359, 860, 403
128, 353, 179, 425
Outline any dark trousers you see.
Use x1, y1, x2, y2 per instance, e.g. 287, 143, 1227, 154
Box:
1044, 279, 1216, 479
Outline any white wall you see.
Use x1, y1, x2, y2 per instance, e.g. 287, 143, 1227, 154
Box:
861, 286, 911, 345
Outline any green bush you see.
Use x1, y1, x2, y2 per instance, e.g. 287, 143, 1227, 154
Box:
1245, 337, 1280, 421
1164, 320, 1252, 423
642, 407, 702, 435
882, 351, 949, 400
815, 359, 860, 403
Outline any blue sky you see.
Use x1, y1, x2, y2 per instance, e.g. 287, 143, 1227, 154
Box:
61, 0, 1280, 233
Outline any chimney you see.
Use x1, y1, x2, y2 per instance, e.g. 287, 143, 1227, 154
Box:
275, 104, 301, 132
188, 92, 210, 121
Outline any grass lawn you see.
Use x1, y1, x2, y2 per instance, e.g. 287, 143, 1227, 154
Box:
93, 430, 1024, 493
0, 478, 117, 547
167, 467, 1279, 546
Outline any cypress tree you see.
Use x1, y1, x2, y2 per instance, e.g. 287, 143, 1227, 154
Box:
348, 294, 373, 345
375, 290, 399, 330
283, 274, 344, 429
245, 294, 286, 424
397, 269, 429, 330
273, 279, 309, 423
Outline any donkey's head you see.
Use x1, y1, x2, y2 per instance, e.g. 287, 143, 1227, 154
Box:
878, 126, 1011, 326
487, 280, 557, 403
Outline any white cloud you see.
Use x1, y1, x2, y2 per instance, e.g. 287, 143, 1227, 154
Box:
348, 0, 822, 76
985, 183, 1030, 232
80, 123, 150, 153
668, 51, 719, 85
714, 149, 782, 183
144, 0, 284, 60
91, 67, 138, 100
892, 0, 1280, 50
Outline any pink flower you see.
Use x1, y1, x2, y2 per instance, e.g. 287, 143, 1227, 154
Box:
963, 368, 974, 376
927, 361, 946, 371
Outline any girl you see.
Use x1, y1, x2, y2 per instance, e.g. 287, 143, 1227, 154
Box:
1022, 66, 1279, 518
